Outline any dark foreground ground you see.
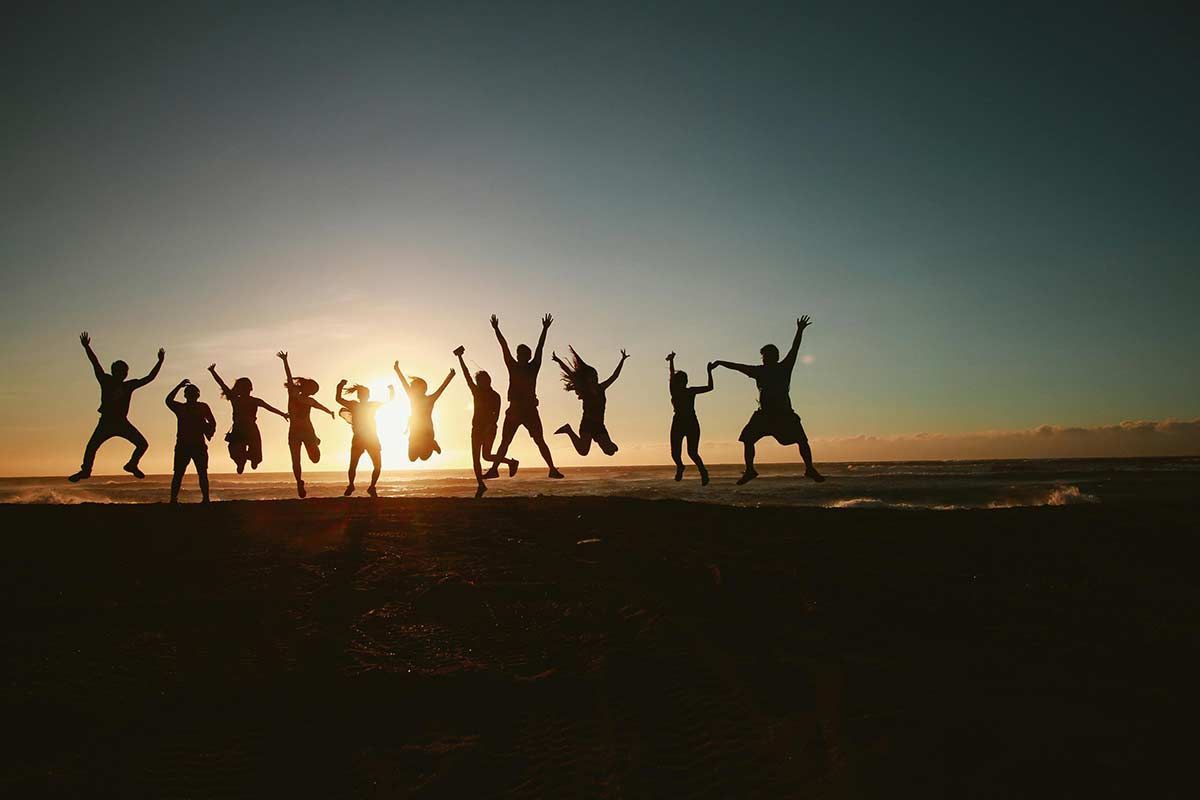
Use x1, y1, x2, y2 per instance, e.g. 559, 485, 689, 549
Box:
2, 497, 1197, 798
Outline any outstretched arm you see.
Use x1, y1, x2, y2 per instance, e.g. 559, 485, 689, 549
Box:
694, 363, 715, 395
712, 360, 757, 377
491, 315, 515, 367
277, 351, 293, 384
532, 313, 552, 370
207, 364, 231, 396
79, 332, 105, 381
392, 361, 411, 392
454, 347, 476, 392
432, 369, 456, 400
600, 349, 629, 390
783, 315, 811, 369
258, 399, 289, 420
134, 348, 165, 387
305, 397, 336, 417
165, 378, 188, 407
335, 380, 353, 409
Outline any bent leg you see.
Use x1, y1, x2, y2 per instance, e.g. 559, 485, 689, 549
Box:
556, 424, 592, 456
123, 423, 149, 468
79, 422, 112, 473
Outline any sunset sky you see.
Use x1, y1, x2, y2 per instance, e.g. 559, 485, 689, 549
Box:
2, 3, 1197, 476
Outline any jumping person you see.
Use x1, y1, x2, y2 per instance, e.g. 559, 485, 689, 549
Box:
712, 315, 824, 485
485, 314, 564, 479
336, 380, 393, 497
552, 347, 628, 456
454, 345, 518, 498
277, 351, 335, 498
393, 361, 455, 462
207, 364, 288, 473
666, 352, 714, 484
165, 379, 216, 503
69, 332, 164, 482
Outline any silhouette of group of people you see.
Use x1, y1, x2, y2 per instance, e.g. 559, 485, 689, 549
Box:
69, 314, 822, 502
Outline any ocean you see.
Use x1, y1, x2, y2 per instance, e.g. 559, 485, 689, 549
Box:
2, 457, 1196, 509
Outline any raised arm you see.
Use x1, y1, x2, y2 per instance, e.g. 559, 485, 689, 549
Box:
207, 364, 231, 396
335, 380, 353, 409
694, 363, 716, 395
712, 360, 757, 378
257, 398, 289, 420
782, 315, 811, 369
432, 369, 456, 400
454, 347, 476, 391
532, 313, 553, 370
392, 361, 411, 392
277, 351, 293, 384
666, 351, 676, 382
165, 378, 188, 407
79, 331, 105, 381
387, 384, 396, 403
491, 315, 515, 367
600, 349, 629, 390
134, 348, 165, 387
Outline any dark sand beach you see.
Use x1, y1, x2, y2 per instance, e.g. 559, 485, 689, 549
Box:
2, 496, 1196, 797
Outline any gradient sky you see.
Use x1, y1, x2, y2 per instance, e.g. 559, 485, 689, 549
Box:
2, 2, 1197, 476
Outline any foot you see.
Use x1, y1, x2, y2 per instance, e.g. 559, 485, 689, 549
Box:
170, 497, 179, 504
482, 465, 500, 479
123, 463, 145, 479
367, 485, 378, 498
736, 468, 759, 486
554, 424, 570, 435
297, 480, 306, 498
804, 467, 826, 483
236, 462, 246, 475
674, 465, 684, 482
475, 482, 487, 499
343, 484, 355, 496
201, 496, 210, 504
548, 468, 565, 479
700, 469, 710, 486
68, 470, 90, 483
508, 459, 519, 477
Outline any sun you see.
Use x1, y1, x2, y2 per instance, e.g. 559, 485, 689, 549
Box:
359, 378, 410, 458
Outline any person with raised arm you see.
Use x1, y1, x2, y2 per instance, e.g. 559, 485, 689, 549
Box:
666, 352, 714, 485
485, 313, 564, 479
393, 360, 455, 462
207, 363, 288, 474
277, 351, 335, 498
454, 345, 518, 498
69, 332, 164, 482
552, 347, 629, 456
712, 315, 824, 485
165, 379, 216, 503
336, 379, 393, 497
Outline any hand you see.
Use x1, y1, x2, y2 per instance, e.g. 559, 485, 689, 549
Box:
453, 345, 465, 357
449, 368, 456, 377
620, 349, 629, 360
79, 331, 90, 347
490, 314, 500, 329
208, 363, 217, 371
387, 384, 394, 391
666, 351, 675, 361
157, 348, 165, 360
393, 360, 400, 372
179, 378, 191, 387
798, 315, 812, 331
276, 351, 287, 361
542, 313, 553, 328
338, 379, 347, 387
330, 410, 337, 419
283, 414, 290, 422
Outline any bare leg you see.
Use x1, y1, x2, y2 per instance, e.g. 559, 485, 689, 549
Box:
123, 425, 149, 475
72, 423, 111, 480
686, 429, 708, 485
529, 428, 563, 477
737, 440, 759, 485
670, 424, 685, 480
367, 446, 382, 496
485, 415, 520, 478
555, 424, 592, 456
197, 454, 210, 502
799, 440, 824, 481
480, 429, 517, 476
170, 450, 186, 503
346, 443, 363, 494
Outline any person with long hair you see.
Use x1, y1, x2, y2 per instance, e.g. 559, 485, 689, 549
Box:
69, 332, 164, 482
393, 361, 455, 462
277, 351, 336, 498
336, 379, 393, 497
552, 347, 629, 457
455, 345, 518, 498
165, 378, 216, 503
666, 352, 714, 484
485, 314, 564, 479
207, 363, 288, 473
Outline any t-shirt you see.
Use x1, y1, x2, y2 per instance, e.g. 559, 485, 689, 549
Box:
343, 400, 383, 441
472, 385, 501, 428
229, 395, 261, 425
97, 375, 137, 419
581, 390, 607, 423
169, 401, 215, 448
287, 388, 314, 430
506, 361, 539, 407
752, 360, 796, 413
670, 386, 697, 419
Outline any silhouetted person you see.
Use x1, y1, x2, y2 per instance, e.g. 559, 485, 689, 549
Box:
277, 351, 335, 498
666, 352, 714, 484
69, 332, 163, 482
337, 380, 393, 497
394, 361, 455, 462
207, 364, 288, 474
166, 379, 216, 503
455, 345, 518, 498
552, 347, 628, 456
712, 315, 824, 485
485, 314, 564, 479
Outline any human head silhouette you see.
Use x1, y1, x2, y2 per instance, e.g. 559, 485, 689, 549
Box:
111, 360, 129, 380
411, 377, 428, 394
760, 344, 780, 365
232, 377, 253, 396
296, 377, 319, 396
183, 384, 201, 401
516, 344, 532, 363
355, 385, 371, 401
671, 370, 688, 390
476, 370, 492, 388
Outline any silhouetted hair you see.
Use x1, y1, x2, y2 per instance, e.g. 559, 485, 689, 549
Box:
476, 370, 491, 388
111, 360, 129, 379
347, 384, 370, 401
516, 344, 532, 362
671, 371, 688, 392
224, 377, 253, 399
760, 344, 780, 364
410, 377, 428, 394
559, 347, 599, 397
294, 377, 319, 396
183, 384, 201, 400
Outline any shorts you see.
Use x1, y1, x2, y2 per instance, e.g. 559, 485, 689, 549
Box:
739, 409, 808, 446
173, 444, 208, 473
288, 425, 320, 448
503, 404, 544, 437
